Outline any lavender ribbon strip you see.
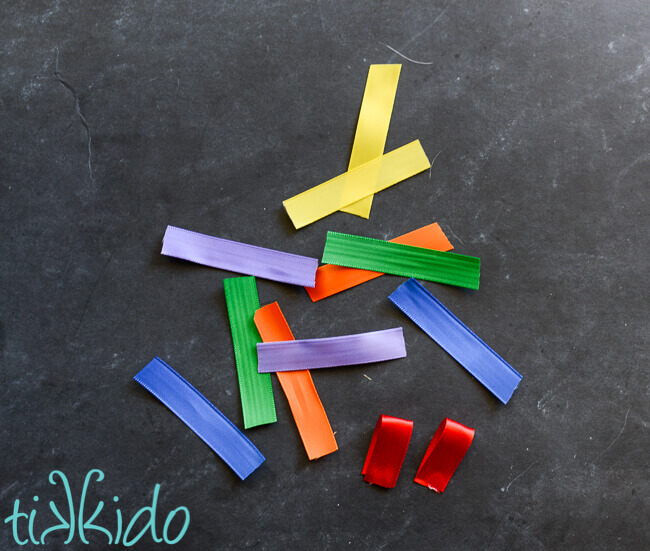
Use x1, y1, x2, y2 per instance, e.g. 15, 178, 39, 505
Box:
161, 225, 319, 287
256, 327, 407, 372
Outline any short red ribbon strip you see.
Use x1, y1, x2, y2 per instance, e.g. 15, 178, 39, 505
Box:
414, 418, 475, 493
362, 415, 413, 488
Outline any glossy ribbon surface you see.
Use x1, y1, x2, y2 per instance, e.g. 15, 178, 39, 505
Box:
256, 327, 406, 373
306, 222, 453, 301
414, 418, 474, 493
341, 64, 401, 218
322, 231, 481, 289
161, 225, 318, 286
389, 279, 522, 404
134, 357, 265, 480
254, 302, 338, 460
362, 415, 413, 488
224, 277, 277, 428
283, 141, 430, 229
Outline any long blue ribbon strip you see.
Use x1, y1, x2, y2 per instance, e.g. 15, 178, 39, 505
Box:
134, 357, 265, 480
161, 225, 318, 287
256, 327, 406, 373
388, 279, 522, 404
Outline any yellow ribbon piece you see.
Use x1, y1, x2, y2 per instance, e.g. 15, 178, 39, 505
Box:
341, 64, 401, 219
283, 140, 431, 229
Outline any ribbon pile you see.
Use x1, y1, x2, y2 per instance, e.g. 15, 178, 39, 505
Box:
134, 64, 523, 491
362, 415, 475, 491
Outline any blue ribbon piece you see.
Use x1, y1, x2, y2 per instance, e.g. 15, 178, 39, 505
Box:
134, 357, 265, 480
389, 279, 522, 404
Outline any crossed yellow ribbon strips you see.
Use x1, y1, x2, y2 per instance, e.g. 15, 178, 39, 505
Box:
283, 65, 431, 229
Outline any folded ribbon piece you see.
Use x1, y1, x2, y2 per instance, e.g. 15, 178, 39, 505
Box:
341, 64, 401, 218
306, 223, 453, 301
161, 225, 318, 287
134, 357, 265, 481
362, 415, 413, 488
414, 418, 474, 492
254, 302, 338, 460
256, 327, 407, 373
389, 279, 522, 404
224, 277, 277, 428
283, 141, 431, 229
322, 231, 481, 290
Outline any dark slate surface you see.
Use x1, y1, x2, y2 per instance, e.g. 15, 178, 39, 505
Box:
1, 1, 648, 549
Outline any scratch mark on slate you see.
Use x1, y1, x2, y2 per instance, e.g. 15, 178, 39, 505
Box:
383, 1, 455, 65
379, 42, 434, 65
443, 224, 464, 246
72, 255, 112, 338
592, 407, 630, 463
429, 148, 444, 179
504, 461, 538, 494
54, 46, 94, 182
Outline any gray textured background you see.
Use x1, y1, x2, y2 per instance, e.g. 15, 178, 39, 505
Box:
1, 1, 648, 549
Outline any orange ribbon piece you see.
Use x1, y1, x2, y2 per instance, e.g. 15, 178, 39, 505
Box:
305, 222, 453, 301
254, 302, 338, 460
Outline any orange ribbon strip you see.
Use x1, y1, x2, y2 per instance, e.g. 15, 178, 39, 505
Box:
254, 302, 338, 460
305, 222, 453, 301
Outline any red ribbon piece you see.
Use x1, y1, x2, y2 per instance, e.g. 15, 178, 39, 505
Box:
414, 418, 475, 493
362, 415, 413, 488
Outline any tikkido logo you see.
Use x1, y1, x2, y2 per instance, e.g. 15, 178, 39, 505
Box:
3, 469, 190, 546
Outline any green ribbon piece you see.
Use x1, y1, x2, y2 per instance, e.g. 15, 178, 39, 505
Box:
224, 276, 276, 429
321, 231, 481, 290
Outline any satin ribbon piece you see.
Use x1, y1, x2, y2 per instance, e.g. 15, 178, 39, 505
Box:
341, 64, 401, 218
362, 415, 413, 488
254, 302, 338, 460
305, 222, 453, 302
282, 140, 431, 229
389, 279, 522, 404
322, 231, 481, 290
134, 357, 265, 481
256, 328, 407, 373
224, 277, 277, 428
414, 418, 474, 492
161, 225, 318, 287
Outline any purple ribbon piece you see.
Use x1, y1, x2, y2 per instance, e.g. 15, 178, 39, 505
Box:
256, 327, 407, 373
161, 225, 319, 287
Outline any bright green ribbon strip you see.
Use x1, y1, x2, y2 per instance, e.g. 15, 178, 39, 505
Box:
224, 276, 276, 429
321, 232, 481, 290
